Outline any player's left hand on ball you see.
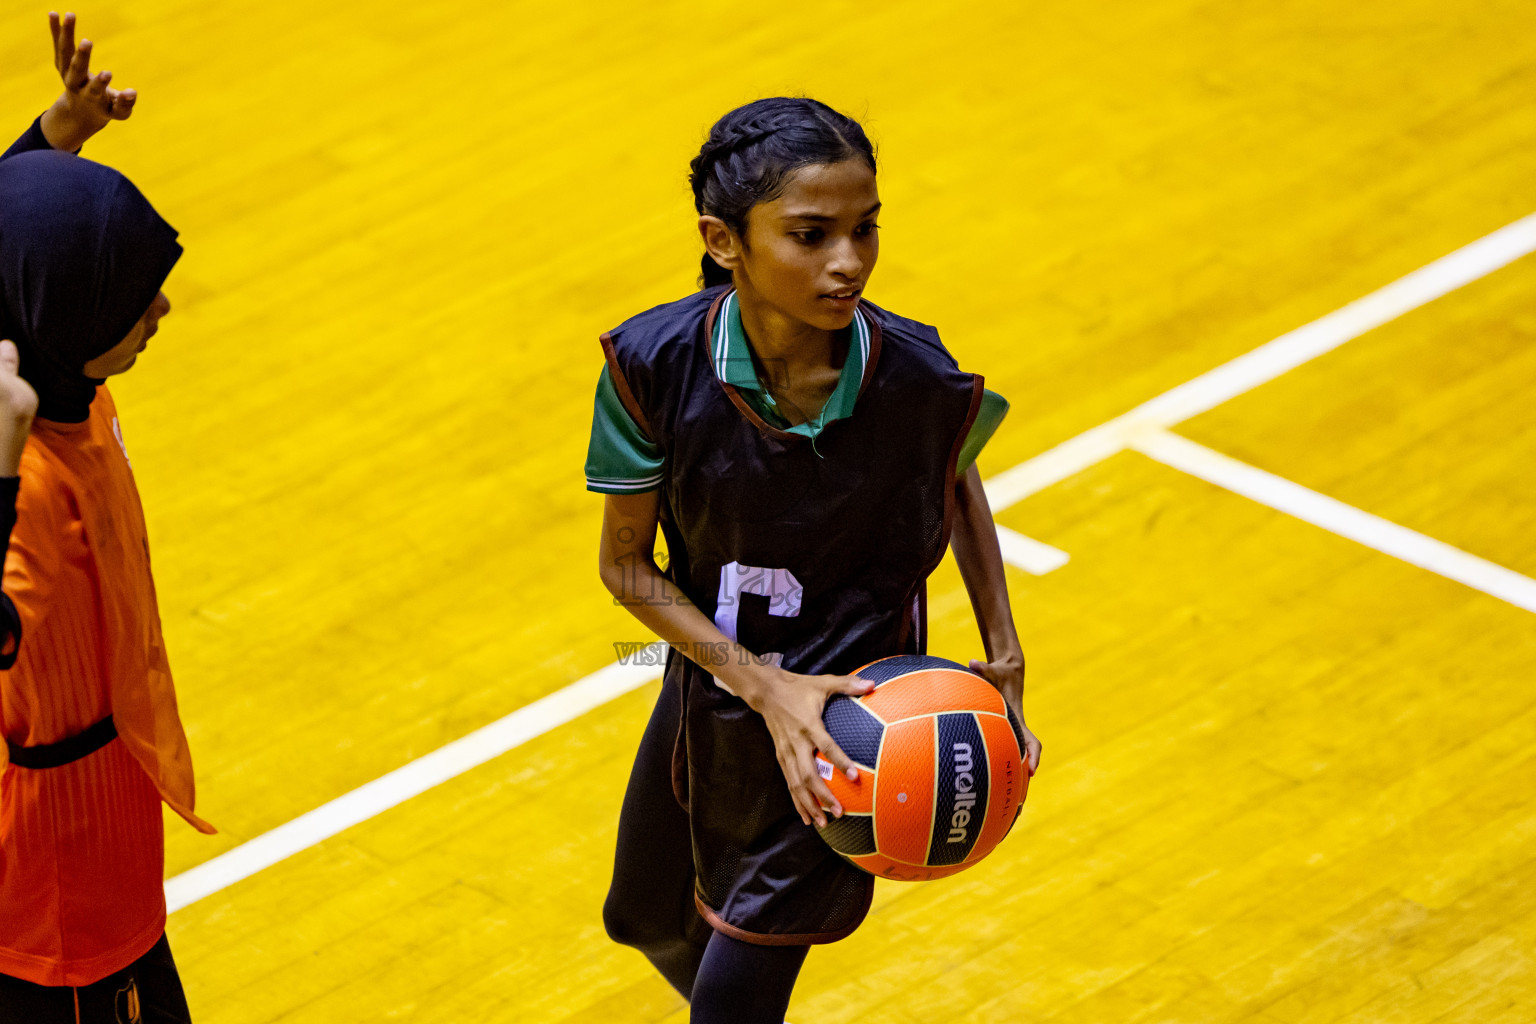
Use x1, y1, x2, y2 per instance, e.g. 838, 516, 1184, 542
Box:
46, 11, 137, 148
970, 653, 1042, 776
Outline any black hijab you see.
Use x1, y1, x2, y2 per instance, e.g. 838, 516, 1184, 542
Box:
0, 150, 181, 422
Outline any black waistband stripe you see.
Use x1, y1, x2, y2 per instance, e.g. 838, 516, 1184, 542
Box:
6, 714, 118, 769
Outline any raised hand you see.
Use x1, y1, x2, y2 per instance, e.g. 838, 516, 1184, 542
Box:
0, 341, 39, 477
39, 11, 138, 152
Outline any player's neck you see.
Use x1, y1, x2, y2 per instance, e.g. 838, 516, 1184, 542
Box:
734, 287, 836, 373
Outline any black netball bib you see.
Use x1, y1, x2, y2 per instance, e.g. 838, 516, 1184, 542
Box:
600, 287, 982, 942
603, 287, 981, 674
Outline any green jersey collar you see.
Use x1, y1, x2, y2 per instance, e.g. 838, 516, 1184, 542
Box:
711, 289, 872, 438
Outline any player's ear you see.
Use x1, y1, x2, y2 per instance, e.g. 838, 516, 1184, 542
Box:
699, 215, 744, 271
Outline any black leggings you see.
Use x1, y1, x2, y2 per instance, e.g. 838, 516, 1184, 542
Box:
603, 679, 809, 1021
0, 932, 191, 1023
692, 931, 808, 1024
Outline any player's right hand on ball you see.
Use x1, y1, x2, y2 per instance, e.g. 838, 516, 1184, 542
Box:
742, 667, 874, 828
0, 340, 38, 476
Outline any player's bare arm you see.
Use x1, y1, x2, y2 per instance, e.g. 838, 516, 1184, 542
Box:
950, 462, 1043, 773
38, 11, 138, 153
599, 490, 872, 827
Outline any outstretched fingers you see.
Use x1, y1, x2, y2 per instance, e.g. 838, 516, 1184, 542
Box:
806, 729, 853, 816
793, 774, 839, 828
84, 68, 113, 104
780, 731, 846, 828
778, 747, 818, 827
51, 12, 77, 77
813, 715, 860, 782
63, 38, 93, 92
107, 88, 137, 120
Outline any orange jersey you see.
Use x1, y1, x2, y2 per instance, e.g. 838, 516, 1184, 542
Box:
0, 386, 213, 987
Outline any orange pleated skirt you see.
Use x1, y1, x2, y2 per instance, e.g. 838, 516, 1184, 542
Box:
0, 737, 166, 987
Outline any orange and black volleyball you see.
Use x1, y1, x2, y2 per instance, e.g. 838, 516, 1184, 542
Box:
814, 655, 1031, 881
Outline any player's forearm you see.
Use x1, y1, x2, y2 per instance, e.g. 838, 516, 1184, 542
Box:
38, 100, 94, 153
600, 555, 778, 700
2, 116, 53, 162
950, 464, 1023, 664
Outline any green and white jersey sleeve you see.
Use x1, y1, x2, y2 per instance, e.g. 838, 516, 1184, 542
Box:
585, 365, 665, 494
955, 389, 1009, 478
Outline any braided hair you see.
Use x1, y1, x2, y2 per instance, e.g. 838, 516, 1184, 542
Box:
690, 98, 876, 288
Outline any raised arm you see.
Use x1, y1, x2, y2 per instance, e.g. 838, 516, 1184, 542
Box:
4, 12, 138, 161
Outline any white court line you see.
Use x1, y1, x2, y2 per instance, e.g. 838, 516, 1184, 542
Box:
165, 209, 1536, 912
996, 525, 1070, 575
982, 211, 1536, 511
166, 654, 665, 912
1130, 429, 1536, 615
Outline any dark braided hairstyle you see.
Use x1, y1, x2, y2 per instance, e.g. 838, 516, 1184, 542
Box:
690, 97, 877, 289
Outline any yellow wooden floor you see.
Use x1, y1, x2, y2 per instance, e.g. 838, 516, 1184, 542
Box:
3, 0, 1536, 1020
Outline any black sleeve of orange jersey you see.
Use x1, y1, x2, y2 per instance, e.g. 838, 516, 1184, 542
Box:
2, 116, 53, 162
0, 477, 19, 669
